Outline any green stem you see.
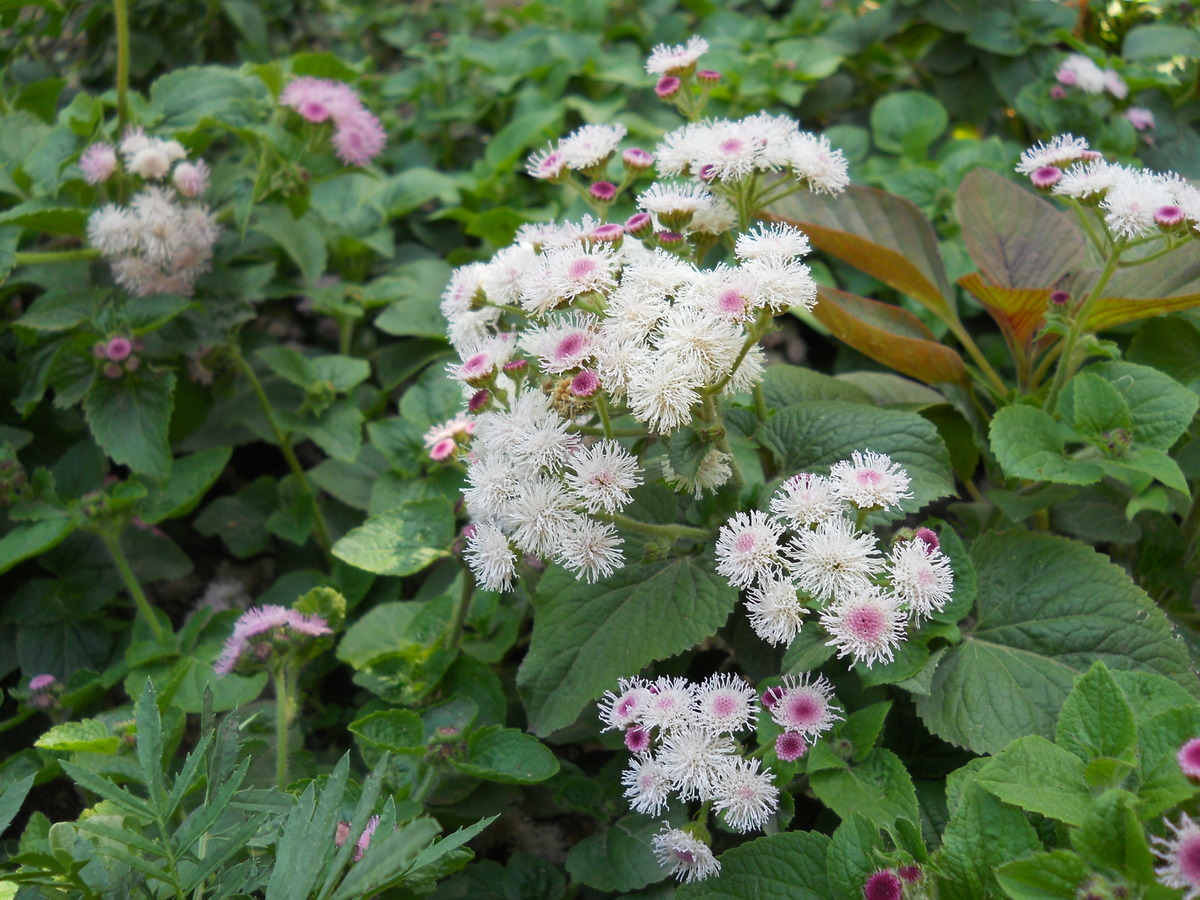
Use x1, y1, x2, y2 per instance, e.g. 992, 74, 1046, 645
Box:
945, 319, 1008, 399
699, 393, 745, 492
443, 566, 474, 651
102, 529, 168, 644
113, 0, 131, 131
412, 764, 439, 804
274, 664, 292, 791
232, 349, 334, 561
752, 383, 769, 422
0, 709, 34, 734
1071, 202, 1108, 259
604, 511, 714, 541
1044, 240, 1126, 411
15, 248, 102, 265
595, 390, 615, 441
1116, 240, 1180, 267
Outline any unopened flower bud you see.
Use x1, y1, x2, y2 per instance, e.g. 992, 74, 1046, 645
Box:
1031, 166, 1063, 190
106, 336, 132, 361
589, 181, 617, 204
697, 69, 721, 85
622, 147, 653, 171
656, 76, 682, 100
570, 369, 600, 397
625, 212, 654, 238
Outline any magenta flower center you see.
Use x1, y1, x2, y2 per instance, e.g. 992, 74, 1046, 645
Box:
735, 532, 757, 553
1180, 834, 1200, 883
719, 289, 747, 316
568, 258, 597, 280
847, 605, 887, 640
555, 333, 586, 360
783, 693, 823, 726
710, 694, 739, 718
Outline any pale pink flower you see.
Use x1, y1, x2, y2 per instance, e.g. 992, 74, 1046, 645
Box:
712, 757, 778, 832
770, 472, 843, 528
821, 586, 906, 668
651, 825, 720, 883
1178, 738, 1200, 780
1154, 813, 1200, 899
333, 109, 387, 166
80, 143, 118, 184
1124, 107, 1155, 131
829, 450, 912, 510
886, 538, 954, 620
695, 673, 758, 734
715, 510, 784, 589
767, 672, 842, 738
172, 160, 210, 197
599, 677, 653, 731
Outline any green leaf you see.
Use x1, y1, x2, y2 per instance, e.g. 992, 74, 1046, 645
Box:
1128, 316, 1200, 393
758, 401, 954, 518
0, 518, 75, 575
769, 184, 954, 318
34, 719, 119, 754
760, 365, 872, 408
974, 735, 1092, 825
996, 849, 1090, 899
14, 288, 108, 332
809, 747, 919, 828
1137, 705, 1200, 817
349, 710, 425, 754
149, 65, 265, 129
1123, 23, 1200, 60
825, 813, 885, 899
871, 91, 948, 157
915, 531, 1196, 755
137, 447, 230, 524
937, 780, 1040, 900
839, 701, 892, 762
811, 287, 969, 386
518, 557, 738, 736
1072, 789, 1154, 881
0, 200, 88, 236
83, 372, 175, 480
667, 426, 711, 481
253, 206, 327, 288
430, 854, 565, 900
675, 830, 832, 900
0, 774, 33, 835
1083, 361, 1198, 451
1064, 373, 1130, 439
450, 726, 560, 784
332, 497, 455, 576
1055, 661, 1136, 764
565, 814, 675, 893
403, 814, 500, 881
328, 816, 443, 900
989, 405, 1103, 485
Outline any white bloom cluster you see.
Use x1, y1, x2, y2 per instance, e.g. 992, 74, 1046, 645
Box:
1055, 53, 1127, 99
86, 129, 218, 297
714, 452, 954, 667
657, 113, 848, 193
1016, 134, 1200, 241
600, 674, 781, 837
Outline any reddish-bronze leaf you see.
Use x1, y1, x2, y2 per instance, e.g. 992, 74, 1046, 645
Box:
768, 184, 954, 318
957, 169, 1085, 290
812, 286, 969, 386
958, 272, 1050, 347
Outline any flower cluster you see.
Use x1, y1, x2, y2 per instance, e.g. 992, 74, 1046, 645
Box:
600, 674, 781, 836
423, 412, 475, 462
280, 76, 386, 166
26, 673, 58, 711
85, 130, 219, 297
714, 452, 954, 667
213, 605, 331, 676
1016, 134, 1200, 240
1055, 53, 1127, 99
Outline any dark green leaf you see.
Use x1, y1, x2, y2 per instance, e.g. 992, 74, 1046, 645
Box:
675, 830, 832, 900
83, 373, 175, 480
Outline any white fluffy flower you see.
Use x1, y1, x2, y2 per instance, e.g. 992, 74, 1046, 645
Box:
741, 255, 818, 313
645, 36, 709, 75
626, 356, 703, 434
770, 472, 843, 528
557, 517, 624, 583
745, 577, 807, 646
694, 673, 758, 733
652, 825, 721, 883
787, 132, 849, 194
657, 725, 736, 801
565, 441, 642, 514
559, 123, 627, 171
622, 756, 674, 816
640, 676, 696, 732
767, 672, 843, 738
1057, 54, 1107, 93
712, 757, 779, 833
735, 222, 812, 262
1152, 813, 1200, 900
1101, 169, 1178, 239
638, 181, 716, 222
829, 450, 913, 510
886, 538, 954, 620
598, 677, 653, 731
464, 521, 516, 592
820, 585, 906, 668
715, 511, 784, 589
520, 313, 598, 374
1015, 134, 1094, 174
786, 515, 883, 603
1054, 159, 1128, 201
656, 305, 744, 382
505, 476, 583, 558
519, 243, 618, 316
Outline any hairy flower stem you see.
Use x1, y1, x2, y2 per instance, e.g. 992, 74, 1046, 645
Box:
604, 511, 714, 542
1044, 240, 1125, 411
232, 349, 334, 562
699, 393, 745, 492
595, 390, 616, 440
102, 529, 169, 644
113, 0, 131, 130
14, 249, 102, 265
273, 663, 293, 791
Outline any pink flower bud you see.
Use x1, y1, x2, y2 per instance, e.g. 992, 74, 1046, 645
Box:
105, 336, 132, 361
863, 870, 903, 900
429, 438, 457, 461
589, 181, 617, 203
622, 147, 653, 171
1030, 166, 1063, 189
625, 212, 653, 238
1178, 737, 1200, 780
697, 69, 721, 84
656, 76, 681, 99
570, 369, 600, 397
775, 732, 808, 762
80, 143, 118, 184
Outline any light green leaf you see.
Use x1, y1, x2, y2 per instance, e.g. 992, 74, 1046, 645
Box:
149, 65, 266, 129
1099, 447, 1190, 495
995, 849, 1090, 899
989, 404, 1102, 485
667, 426, 710, 482
253, 206, 327, 288
518, 557, 737, 736
1137, 705, 1200, 817
915, 531, 1195, 755
1055, 661, 1136, 764
332, 498, 455, 576
349, 710, 424, 753
450, 726, 560, 784
1072, 789, 1154, 881
974, 735, 1092, 825
83, 373, 175, 480
1064, 373, 1130, 438
809, 747, 919, 828
675, 830, 832, 900
0, 517, 75, 575
871, 91, 948, 157
34, 719, 119, 753
1086, 361, 1198, 450
937, 781, 1040, 900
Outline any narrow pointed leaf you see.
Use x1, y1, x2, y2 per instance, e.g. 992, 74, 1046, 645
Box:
812, 287, 968, 385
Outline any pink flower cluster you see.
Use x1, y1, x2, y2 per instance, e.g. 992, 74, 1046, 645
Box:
213, 605, 331, 676
280, 77, 386, 167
